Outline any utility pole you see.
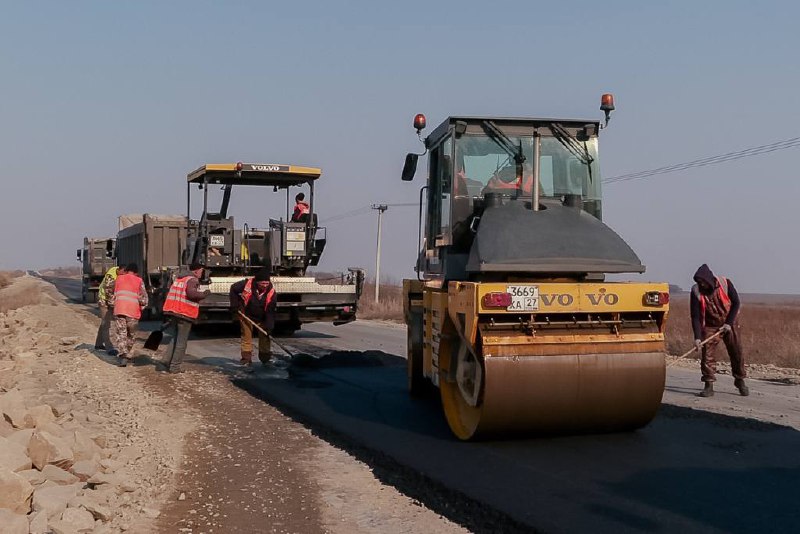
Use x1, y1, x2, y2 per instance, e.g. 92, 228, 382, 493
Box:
372, 204, 388, 303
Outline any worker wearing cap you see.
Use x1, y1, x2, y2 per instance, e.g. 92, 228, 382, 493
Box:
161, 263, 210, 374
229, 268, 277, 366
690, 263, 748, 397
291, 192, 310, 222
95, 264, 123, 354
108, 263, 148, 367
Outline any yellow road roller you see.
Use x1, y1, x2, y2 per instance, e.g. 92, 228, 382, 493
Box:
400, 99, 670, 440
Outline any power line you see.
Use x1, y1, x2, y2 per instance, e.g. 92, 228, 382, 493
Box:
324, 202, 417, 223
604, 135, 800, 184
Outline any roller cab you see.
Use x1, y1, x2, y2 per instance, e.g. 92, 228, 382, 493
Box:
401, 104, 671, 440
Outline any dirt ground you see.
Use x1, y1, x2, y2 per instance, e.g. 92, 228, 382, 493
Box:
1, 275, 467, 533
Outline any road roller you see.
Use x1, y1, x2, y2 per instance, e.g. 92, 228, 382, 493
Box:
400, 97, 670, 440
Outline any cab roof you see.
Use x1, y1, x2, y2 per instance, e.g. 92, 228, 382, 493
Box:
425, 116, 601, 148
187, 163, 322, 187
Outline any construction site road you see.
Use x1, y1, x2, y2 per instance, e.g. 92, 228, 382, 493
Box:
47, 276, 800, 534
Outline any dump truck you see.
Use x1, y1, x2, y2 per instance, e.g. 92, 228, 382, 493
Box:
401, 98, 670, 440
77, 237, 116, 303
177, 163, 364, 332
115, 214, 188, 318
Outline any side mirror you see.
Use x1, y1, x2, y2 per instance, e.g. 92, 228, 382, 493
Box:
106, 239, 114, 258
402, 153, 418, 182
76, 249, 82, 262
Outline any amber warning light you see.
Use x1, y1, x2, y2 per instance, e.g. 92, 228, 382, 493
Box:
235, 161, 243, 171
600, 93, 615, 112
413, 113, 426, 132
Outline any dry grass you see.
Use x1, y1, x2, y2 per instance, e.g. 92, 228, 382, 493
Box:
357, 282, 404, 322
0, 274, 42, 314
0, 270, 24, 289
666, 295, 800, 368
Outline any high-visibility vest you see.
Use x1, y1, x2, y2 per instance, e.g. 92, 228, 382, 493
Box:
241, 278, 276, 311
113, 273, 143, 319
163, 275, 200, 320
693, 276, 731, 327
98, 266, 119, 303
292, 201, 310, 221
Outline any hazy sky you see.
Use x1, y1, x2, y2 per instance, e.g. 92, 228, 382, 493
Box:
2, 1, 799, 293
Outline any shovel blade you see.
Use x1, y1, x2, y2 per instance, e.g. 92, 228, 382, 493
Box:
143, 330, 163, 351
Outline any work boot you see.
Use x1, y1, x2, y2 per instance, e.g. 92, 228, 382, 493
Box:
259, 352, 273, 366
240, 351, 253, 366
735, 378, 750, 396
697, 382, 714, 397
107, 348, 119, 357
117, 355, 128, 367
168, 365, 184, 374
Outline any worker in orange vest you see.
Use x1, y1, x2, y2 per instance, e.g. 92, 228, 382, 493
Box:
291, 192, 310, 222
690, 263, 748, 397
161, 263, 210, 373
229, 268, 277, 366
108, 263, 148, 367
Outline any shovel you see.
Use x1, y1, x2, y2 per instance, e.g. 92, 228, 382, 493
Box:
143, 323, 168, 351
667, 329, 724, 368
237, 311, 296, 358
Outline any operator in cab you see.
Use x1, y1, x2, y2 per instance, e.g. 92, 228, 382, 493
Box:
229, 268, 277, 367
291, 192, 310, 222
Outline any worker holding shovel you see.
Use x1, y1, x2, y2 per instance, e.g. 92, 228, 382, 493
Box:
159, 263, 210, 373
229, 268, 277, 367
690, 264, 748, 397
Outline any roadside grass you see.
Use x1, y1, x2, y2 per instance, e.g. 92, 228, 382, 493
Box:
666, 295, 800, 368
0, 270, 24, 289
357, 282, 404, 322
0, 273, 42, 314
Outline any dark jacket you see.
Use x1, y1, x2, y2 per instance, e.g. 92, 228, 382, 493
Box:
690, 264, 740, 339
229, 278, 277, 330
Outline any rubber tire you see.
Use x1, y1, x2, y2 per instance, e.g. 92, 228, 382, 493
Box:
86, 290, 97, 304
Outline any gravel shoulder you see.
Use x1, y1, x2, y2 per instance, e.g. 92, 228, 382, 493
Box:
1, 275, 467, 534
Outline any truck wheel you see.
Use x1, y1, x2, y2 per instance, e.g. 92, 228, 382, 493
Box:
86, 290, 97, 304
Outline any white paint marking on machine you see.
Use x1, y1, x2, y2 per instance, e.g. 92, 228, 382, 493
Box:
506, 285, 539, 312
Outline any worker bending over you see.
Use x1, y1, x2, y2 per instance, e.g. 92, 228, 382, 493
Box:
161, 263, 210, 374
108, 263, 148, 367
690, 263, 748, 397
229, 268, 277, 366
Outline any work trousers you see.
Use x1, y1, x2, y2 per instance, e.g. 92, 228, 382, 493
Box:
112, 316, 138, 359
701, 323, 746, 382
94, 303, 113, 350
239, 316, 271, 363
164, 317, 193, 372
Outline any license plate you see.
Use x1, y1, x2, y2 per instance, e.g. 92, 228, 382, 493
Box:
506, 285, 539, 311
209, 235, 225, 247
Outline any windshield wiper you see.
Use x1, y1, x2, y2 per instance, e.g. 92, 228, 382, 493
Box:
549, 123, 594, 181
481, 121, 525, 184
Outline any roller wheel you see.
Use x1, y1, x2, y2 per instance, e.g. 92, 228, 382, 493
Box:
439, 337, 485, 440
407, 311, 428, 396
